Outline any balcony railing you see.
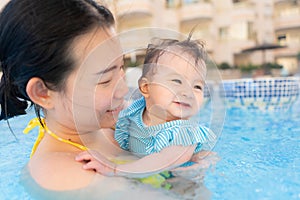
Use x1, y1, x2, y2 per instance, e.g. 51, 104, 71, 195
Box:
232, 1, 255, 20
116, 0, 153, 18
274, 15, 300, 30
179, 2, 213, 23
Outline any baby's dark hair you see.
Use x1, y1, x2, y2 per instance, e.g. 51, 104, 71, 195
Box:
141, 34, 207, 79
0, 0, 115, 120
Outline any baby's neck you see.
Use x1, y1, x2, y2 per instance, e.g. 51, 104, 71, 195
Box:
142, 109, 165, 126
142, 108, 183, 126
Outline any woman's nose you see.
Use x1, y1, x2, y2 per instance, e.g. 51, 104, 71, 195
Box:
114, 70, 128, 99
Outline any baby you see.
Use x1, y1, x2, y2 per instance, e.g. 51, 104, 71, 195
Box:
115, 37, 215, 165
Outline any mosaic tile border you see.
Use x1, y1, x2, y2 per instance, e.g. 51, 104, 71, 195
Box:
219, 77, 300, 110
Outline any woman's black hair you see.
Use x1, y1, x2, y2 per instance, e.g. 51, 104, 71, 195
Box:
0, 0, 115, 120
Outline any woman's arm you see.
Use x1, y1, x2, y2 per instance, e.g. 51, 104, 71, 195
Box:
75, 145, 196, 178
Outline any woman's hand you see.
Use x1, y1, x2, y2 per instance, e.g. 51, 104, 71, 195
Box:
75, 150, 116, 176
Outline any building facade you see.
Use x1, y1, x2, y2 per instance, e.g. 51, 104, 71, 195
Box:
273, 0, 300, 74
105, 0, 300, 75
1, 0, 298, 74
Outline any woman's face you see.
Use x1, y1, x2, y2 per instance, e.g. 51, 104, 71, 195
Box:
53, 27, 128, 133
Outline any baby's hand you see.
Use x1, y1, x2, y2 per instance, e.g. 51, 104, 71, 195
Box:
190, 151, 220, 168
75, 150, 116, 176
171, 151, 220, 183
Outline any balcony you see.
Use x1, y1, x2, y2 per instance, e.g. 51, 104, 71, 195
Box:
179, 2, 213, 24
232, 1, 255, 21
274, 46, 300, 57
115, 0, 153, 19
274, 0, 287, 4
274, 15, 300, 31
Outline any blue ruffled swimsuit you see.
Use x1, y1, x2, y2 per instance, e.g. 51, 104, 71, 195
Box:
115, 97, 216, 166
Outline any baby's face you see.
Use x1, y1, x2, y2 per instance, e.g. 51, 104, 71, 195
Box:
146, 51, 205, 121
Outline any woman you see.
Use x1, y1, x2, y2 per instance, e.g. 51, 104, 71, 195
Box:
0, 0, 209, 198
0, 0, 122, 190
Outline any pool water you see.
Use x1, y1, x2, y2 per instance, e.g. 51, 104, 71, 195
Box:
0, 111, 36, 200
205, 99, 300, 199
0, 92, 300, 199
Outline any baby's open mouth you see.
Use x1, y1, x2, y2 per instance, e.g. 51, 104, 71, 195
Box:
174, 101, 191, 107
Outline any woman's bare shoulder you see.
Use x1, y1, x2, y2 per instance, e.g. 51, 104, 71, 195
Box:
28, 151, 98, 190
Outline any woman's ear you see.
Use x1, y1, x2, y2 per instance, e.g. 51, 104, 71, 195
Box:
26, 77, 54, 109
138, 77, 150, 98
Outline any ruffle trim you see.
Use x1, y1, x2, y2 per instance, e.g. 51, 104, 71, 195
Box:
118, 97, 145, 118
115, 116, 216, 155
144, 124, 216, 154
115, 117, 131, 150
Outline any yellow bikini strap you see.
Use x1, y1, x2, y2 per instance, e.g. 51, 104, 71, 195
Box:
23, 118, 45, 158
44, 125, 89, 151
23, 117, 89, 158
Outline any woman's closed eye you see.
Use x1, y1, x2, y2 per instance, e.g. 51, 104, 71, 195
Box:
171, 79, 182, 84
96, 64, 124, 86
97, 79, 112, 85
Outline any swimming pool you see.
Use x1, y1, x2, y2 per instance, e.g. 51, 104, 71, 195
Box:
205, 99, 300, 199
0, 78, 299, 200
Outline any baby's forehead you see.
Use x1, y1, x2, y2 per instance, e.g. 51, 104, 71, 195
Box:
161, 46, 187, 56
155, 50, 206, 77
155, 60, 205, 77
157, 49, 192, 63
159, 46, 204, 61
157, 49, 205, 67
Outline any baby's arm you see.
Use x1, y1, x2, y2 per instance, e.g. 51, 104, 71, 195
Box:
76, 145, 196, 178
115, 145, 196, 177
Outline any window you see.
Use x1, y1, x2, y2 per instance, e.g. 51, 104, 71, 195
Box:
229, 21, 254, 40
279, 7, 300, 17
183, 0, 199, 4
247, 22, 255, 40
219, 27, 229, 40
277, 35, 287, 46
231, 22, 247, 40
232, 0, 242, 3
166, 0, 181, 8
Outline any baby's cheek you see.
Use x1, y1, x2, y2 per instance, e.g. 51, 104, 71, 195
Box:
196, 95, 204, 105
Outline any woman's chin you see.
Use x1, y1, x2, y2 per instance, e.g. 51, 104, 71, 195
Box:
98, 115, 117, 128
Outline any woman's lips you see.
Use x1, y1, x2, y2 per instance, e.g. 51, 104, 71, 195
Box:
107, 104, 124, 113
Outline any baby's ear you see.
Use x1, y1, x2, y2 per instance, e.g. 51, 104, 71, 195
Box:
138, 77, 150, 98
26, 77, 54, 109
